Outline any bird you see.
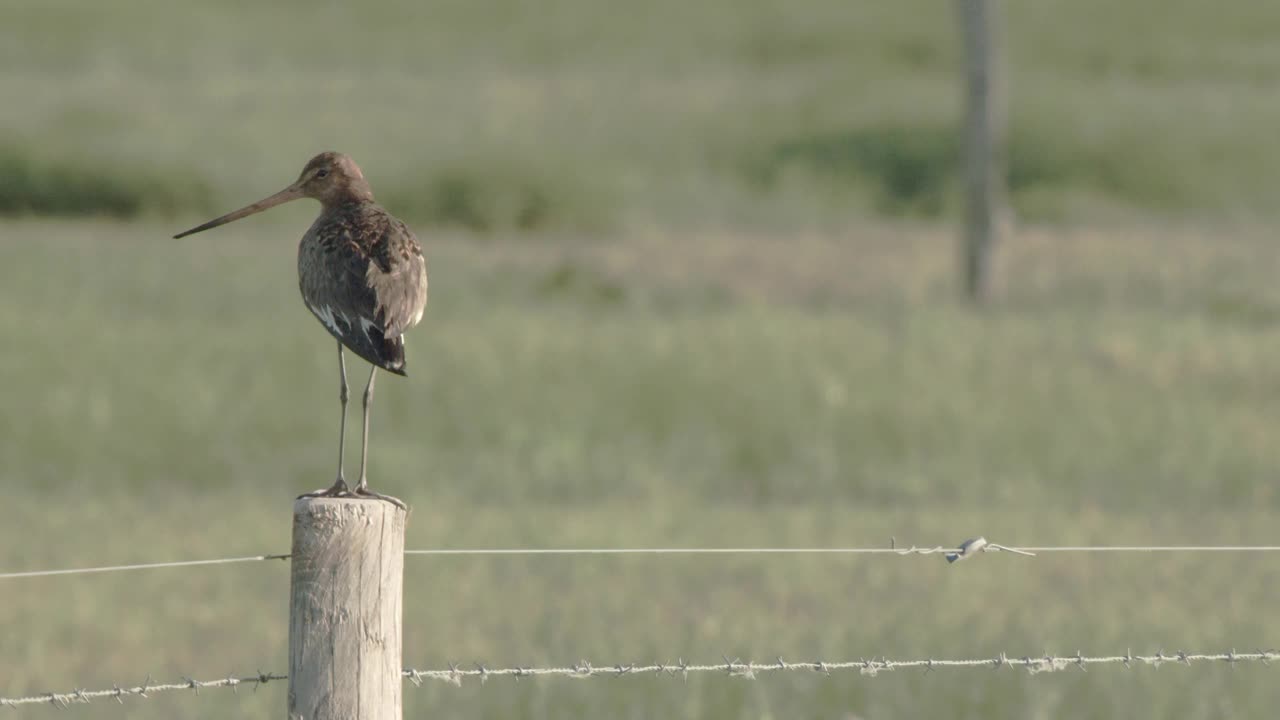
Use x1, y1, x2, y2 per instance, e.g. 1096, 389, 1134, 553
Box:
174, 152, 427, 508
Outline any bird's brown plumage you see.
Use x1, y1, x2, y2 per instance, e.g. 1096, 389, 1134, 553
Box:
298, 201, 427, 374
294, 153, 427, 375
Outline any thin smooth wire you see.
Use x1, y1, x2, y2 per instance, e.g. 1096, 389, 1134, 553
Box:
404, 545, 1280, 555
5, 545, 1280, 580
406, 548, 928, 555
998, 546, 1280, 552
0, 554, 289, 580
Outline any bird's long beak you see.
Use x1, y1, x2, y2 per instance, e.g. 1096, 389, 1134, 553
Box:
173, 184, 305, 239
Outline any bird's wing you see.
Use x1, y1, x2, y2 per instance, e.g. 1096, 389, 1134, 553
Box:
299, 214, 410, 374
365, 218, 428, 339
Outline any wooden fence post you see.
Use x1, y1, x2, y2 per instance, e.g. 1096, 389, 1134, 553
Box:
957, 0, 1006, 302
288, 498, 406, 720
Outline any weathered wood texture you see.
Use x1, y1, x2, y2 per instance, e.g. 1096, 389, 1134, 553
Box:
288, 498, 406, 720
957, 0, 1006, 302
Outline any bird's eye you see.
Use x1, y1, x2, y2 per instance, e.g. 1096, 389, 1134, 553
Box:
315, 169, 330, 179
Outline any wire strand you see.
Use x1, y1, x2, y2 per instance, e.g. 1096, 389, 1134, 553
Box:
5, 544, 1280, 580
992, 546, 1280, 553
0, 673, 286, 708
0, 554, 289, 580
405, 650, 1279, 684
3, 651, 1275, 706
404, 545, 1280, 556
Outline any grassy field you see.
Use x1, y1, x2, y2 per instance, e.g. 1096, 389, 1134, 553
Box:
4, 1, 1280, 227
1, 218, 1278, 718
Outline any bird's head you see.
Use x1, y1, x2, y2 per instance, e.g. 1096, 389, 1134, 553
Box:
294, 152, 375, 205
173, 151, 374, 239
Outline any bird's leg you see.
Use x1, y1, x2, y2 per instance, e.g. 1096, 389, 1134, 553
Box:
356, 364, 376, 489
332, 342, 351, 492
297, 342, 353, 500
353, 366, 406, 509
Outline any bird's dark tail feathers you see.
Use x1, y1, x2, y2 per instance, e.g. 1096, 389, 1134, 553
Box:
376, 334, 407, 376
341, 326, 407, 376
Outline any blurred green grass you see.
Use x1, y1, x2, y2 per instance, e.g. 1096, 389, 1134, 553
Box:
5, 219, 1280, 509
1, 218, 1278, 718
3, 1, 1280, 227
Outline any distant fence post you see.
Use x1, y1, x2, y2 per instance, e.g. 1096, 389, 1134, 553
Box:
289, 498, 406, 720
956, 0, 1006, 302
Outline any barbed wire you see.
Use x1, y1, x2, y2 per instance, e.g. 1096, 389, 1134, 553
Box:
3, 650, 1274, 707
5, 539, 1280, 580
404, 650, 1279, 685
0, 672, 286, 708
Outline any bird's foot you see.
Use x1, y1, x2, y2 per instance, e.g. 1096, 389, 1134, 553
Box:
353, 482, 408, 510
298, 478, 353, 501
